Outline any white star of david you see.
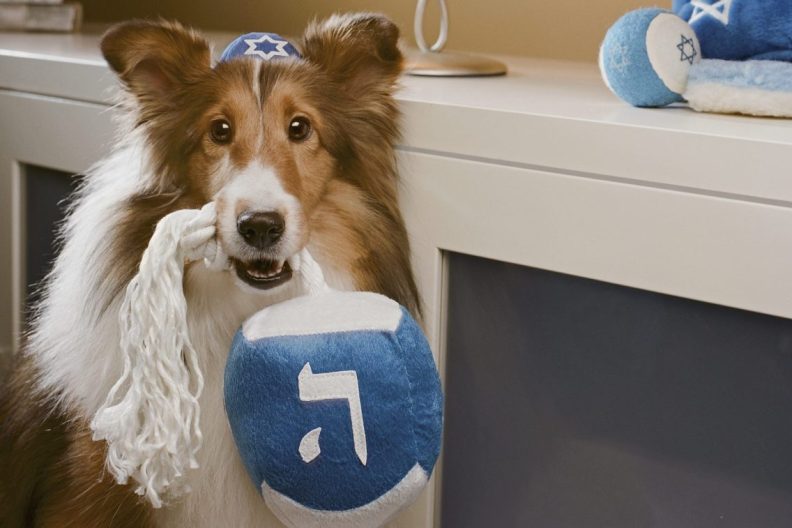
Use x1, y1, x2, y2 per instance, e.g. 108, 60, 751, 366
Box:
609, 43, 631, 73
243, 34, 290, 60
690, 0, 732, 26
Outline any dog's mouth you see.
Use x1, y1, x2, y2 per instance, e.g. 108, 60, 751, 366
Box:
232, 258, 293, 290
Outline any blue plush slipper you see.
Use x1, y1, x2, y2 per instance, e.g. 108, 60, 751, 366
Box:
673, 0, 792, 62
600, 5, 792, 116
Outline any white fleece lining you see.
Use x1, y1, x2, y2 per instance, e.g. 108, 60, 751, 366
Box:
685, 82, 792, 117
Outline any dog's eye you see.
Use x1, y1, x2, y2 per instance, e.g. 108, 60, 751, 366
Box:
288, 116, 311, 142
209, 119, 233, 144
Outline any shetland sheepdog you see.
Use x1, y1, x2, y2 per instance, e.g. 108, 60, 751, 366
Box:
0, 14, 419, 527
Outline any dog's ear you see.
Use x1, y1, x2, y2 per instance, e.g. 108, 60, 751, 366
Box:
101, 20, 211, 103
301, 13, 402, 93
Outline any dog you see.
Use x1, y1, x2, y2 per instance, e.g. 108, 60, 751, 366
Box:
0, 13, 419, 527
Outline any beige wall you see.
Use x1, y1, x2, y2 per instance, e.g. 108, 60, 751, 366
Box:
82, 0, 651, 62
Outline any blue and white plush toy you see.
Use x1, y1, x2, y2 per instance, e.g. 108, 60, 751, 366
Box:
225, 252, 442, 528
600, 2, 792, 117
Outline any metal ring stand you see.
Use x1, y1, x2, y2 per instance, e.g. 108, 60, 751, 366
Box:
406, 0, 507, 77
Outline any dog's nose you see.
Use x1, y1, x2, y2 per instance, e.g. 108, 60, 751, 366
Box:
237, 211, 285, 250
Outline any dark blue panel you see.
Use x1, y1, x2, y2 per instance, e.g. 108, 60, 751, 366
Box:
442, 252, 792, 528
24, 165, 80, 308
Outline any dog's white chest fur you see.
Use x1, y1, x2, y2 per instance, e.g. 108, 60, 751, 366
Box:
154, 360, 280, 528
154, 345, 280, 528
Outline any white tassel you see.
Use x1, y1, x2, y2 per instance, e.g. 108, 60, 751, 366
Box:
91, 202, 228, 508
91, 203, 328, 508
289, 247, 330, 296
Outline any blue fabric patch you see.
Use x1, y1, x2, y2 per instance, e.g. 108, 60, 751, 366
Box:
673, 0, 792, 62
224, 308, 443, 511
394, 308, 443, 473
600, 8, 683, 107
219, 32, 301, 63
690, 58, 792, 92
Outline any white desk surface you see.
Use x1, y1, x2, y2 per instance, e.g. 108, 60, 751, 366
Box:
1, 27, 791, 204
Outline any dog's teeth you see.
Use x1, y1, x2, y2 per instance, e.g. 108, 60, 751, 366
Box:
241, 259, 288, 281
245, 261, 285, 280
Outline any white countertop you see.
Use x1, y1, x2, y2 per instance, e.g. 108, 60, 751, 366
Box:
2, 27, 791, 204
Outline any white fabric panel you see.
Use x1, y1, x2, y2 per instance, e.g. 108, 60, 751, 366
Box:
261, 463, 428, 528
242, 291, 403, 340
298, 427, 322, 464
647, 13, 700, 95
686, 82, 792, 117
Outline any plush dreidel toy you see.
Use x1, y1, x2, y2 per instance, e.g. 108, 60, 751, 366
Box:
90, 202, 443, 528
600, 2, 792, 117
226, 252, 443, 528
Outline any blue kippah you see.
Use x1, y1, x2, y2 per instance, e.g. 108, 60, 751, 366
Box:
219, 32, 301, 63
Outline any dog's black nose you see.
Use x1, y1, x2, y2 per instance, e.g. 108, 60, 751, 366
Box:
237, 211, 285, 250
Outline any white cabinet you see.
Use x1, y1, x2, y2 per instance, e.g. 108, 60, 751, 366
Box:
0, 89, 114, 358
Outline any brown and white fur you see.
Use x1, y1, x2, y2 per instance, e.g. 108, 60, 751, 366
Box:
0, 14, 419, 528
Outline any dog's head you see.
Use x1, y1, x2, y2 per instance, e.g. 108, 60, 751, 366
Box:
101, 15, 402, 293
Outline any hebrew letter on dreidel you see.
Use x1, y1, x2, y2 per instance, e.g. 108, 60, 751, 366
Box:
298, 362, 368, 465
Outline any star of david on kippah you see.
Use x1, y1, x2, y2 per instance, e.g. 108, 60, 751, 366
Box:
218, 32, 301, 64
243, 34, 291, 60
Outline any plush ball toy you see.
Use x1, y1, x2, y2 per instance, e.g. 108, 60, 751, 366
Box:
89, 203, 443, 528
225, 284, 443, 528
599, 8, 700, 108
600, 3, 792, 117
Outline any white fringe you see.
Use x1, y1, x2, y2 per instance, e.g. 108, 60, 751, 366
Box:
289, 248, 330, 296
91, 203, 229, 508
91, 202, 328, 508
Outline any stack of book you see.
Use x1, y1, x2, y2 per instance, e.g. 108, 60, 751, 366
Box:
0, 0, 82, 32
